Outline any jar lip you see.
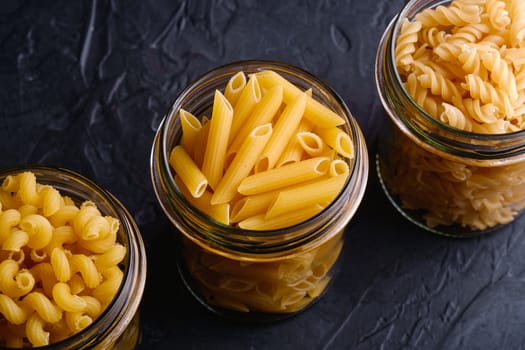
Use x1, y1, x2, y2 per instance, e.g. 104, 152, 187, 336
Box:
386, 0, 525, 142
153, 59, 368, 255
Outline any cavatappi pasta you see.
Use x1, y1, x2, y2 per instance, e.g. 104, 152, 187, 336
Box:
0, 171, 126, 347
169, 69, 354, 314
388, 0, 525, 230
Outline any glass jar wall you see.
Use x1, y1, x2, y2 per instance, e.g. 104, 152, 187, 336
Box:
151, 60, 368, 320
0, 165, 147, 349
375, 0, 525, 237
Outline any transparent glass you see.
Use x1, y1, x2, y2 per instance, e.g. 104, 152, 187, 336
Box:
375, 0, 525, 237
151, 60, 368, 320
0, 165, 147, 349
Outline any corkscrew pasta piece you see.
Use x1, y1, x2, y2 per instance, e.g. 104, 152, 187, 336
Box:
395, 0, 525, 133
0, 171, 126, 347
395, 19, 422, 72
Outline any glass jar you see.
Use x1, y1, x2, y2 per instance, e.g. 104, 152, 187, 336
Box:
150, 60, 368, 321
375, 0, 525, 237
0, 165, 147, 349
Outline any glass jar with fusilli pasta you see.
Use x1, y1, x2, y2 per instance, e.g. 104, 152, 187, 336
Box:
150, 60, 368, 321
0, 165, 146, 348
375, 0, 525, 237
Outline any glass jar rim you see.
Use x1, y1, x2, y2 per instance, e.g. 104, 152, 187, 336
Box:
376, 1, 525, 164
0, 164, 147, 348
151, 59, 368, 258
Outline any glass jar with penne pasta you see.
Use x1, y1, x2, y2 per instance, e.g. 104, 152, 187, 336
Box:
151, 60, 368, 320
0, 165, 146, 349
375, 0, 525, 237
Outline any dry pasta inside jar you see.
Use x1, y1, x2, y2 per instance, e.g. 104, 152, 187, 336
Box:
0, 166, 146, 349
375, 0, 525, 237
151, 60, 368, 320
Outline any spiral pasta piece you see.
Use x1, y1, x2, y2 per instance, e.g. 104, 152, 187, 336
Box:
395, 19, 423, 72
461, 73, 513, 117
415, 3, 482, 27
480, 48, 519, 101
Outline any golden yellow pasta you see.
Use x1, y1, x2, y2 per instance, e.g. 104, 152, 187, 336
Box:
0, 171, 126, 347
167, 69, 354, 315
169, 145, 208, 198
255, 92, 307, 172
211, 123, 273, 205
237, 157, 330, 196
229, 75, 262, 141
254, 70, 345, 127
179, 109, 202, 152
201, 90, 234, 190
389, 0, 525, 230
224, 71, 247, 106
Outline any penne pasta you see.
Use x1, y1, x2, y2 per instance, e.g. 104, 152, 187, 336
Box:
255, 92, 307, 172
238, 156, 330, 196
211, 123, 273, 205
229, 75, 262, 142
276, 119, 314, 167
201, 90, 234, 190
169, 145, 208, 198
265, 175, 347, 219
228, 84, 283, 156
224, 71, 247, 106
296, 131, 326, 157
179, 109, 202, 151
315, 126, 354, 158
230, 191, 277, 223
329, 159, 350, 177
192, 116, 209, 167
174, 176, 230, 225
255, 70, 345, 127
238, 204, 325, 230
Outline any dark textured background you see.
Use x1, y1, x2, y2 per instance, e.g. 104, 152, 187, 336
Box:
2, 1, 525, 349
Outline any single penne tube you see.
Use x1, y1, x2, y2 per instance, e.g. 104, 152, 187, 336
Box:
211, 123, 273, 205
276, 119, 314, 167
238, 204, 325, 230
230, 75, 262, 141
255, 70, 345, 127
169, 145, 208, 198
174, 176, 229, 225
329, 159, 350, 177
192, 116, 209, 167
179, 109, 202, 151
224, 71, 247, 106
230, 191, 277, 223
201, 90, 234, 190
296, 131, 326, 157
255, 92, 307, 172
265, 175, 347, 219
238, 156, 330, 196
228, 84, 283, 154
314, 126, 354, 159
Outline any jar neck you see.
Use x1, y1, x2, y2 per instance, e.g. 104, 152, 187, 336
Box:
375, 13, 525, 166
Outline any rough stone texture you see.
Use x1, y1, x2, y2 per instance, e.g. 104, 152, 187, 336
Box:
1, 1, 525, 349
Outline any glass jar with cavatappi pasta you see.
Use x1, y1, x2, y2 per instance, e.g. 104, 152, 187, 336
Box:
375, 0, 525, 237
0, 165, 146, 349
150, 60, 368, 321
